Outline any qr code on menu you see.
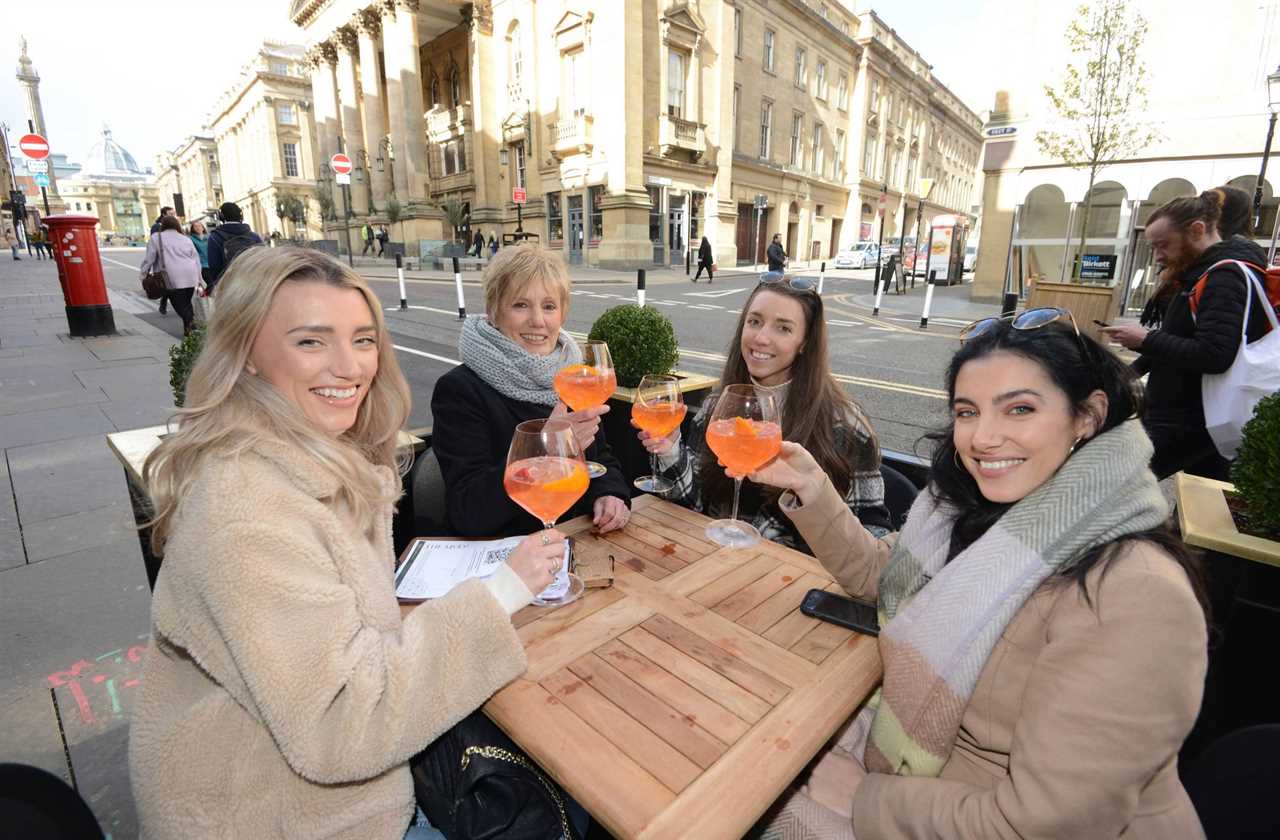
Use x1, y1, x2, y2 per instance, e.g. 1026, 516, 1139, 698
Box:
482, 545, 515, 568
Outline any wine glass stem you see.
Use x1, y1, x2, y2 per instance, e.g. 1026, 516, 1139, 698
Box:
730, 477, 743, 523
650, 450, 659, 482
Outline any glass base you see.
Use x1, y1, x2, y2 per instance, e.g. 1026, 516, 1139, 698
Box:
705, 519, 762, 549
531, 572, 585, 607
634, 475, 675, 494
585, 460, 607, 479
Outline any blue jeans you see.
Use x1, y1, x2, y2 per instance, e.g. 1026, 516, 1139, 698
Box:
405, 806, 446, 840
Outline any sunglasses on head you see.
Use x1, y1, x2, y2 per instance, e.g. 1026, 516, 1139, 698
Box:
759, 272, 818, 292
959, 307, 1081, 343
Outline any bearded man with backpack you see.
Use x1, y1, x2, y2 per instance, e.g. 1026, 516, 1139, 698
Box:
206, 202, 264, 292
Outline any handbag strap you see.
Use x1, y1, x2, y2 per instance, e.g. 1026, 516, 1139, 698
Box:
152, 230, 167, 273
1212, 259, 1280, 337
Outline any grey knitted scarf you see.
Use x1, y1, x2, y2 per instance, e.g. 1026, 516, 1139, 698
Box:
458, 315, 581, 407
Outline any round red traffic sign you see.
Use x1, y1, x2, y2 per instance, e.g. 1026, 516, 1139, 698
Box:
330, 153, 352, 174
19, 133, 50, 160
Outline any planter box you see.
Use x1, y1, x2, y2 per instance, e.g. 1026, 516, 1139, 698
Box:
1026, 280, 1122, 342
600, 370, 718, 491
1174, 471, 1280, 765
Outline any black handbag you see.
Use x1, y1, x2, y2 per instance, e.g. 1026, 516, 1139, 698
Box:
141, 232, 168, 300
410, 711, 580, 840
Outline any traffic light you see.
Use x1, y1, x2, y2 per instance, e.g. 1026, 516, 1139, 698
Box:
8, 190, 26, 216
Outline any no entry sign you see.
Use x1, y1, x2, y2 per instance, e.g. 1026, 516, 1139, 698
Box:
330, 153, 352, 174
513, 186, 527, 204
19, 133, 50, 160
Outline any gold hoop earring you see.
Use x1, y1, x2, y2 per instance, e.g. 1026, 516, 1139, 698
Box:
1068, 436, 1084, 455
953, 449, 964, 470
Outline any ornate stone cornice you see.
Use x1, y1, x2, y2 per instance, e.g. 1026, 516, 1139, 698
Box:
356, 8, 382, 38
335, 25, 359, 54
462, 1, 493, 35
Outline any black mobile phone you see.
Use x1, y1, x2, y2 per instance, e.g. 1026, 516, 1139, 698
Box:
800, 589, 880, 636
1092, 319, 1111, 327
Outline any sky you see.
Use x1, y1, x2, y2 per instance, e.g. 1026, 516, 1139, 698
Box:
2, 0, 1275, 172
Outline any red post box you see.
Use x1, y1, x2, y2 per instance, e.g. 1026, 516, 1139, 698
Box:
45, 214, 116, 337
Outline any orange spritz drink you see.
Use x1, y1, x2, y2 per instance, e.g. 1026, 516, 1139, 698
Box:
631, 401, 688, 439
705, 417, 782, 475
504, 456, 590, 524
632, 374, 686, 494
554, 341, 616, 479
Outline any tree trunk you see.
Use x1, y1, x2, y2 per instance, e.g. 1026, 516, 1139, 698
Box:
1072, 166, 1100, 282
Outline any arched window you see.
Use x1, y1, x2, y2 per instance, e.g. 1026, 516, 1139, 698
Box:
428, 74, 440, 108
508, 23, 523, 91
449, 65, 462, 107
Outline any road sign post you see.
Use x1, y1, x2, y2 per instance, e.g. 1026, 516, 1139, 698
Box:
331, 152, 355, 267
875, 185, 888, 292
513, 186, 526, 234
22, 124, 51, 216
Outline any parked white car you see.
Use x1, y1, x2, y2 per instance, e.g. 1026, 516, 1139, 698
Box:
834, 242, 880, 269
963, 245, 978, 272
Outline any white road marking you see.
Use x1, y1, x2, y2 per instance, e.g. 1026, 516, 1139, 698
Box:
689, 304, 722, 310
685, 287, 750, 298
392, 344, 460, 366
827, 319, 859, 327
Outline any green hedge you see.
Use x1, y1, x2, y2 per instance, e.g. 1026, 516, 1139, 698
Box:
587, 304, 680, 388
1231, 390, 1280, 536
168, 324, 206, 408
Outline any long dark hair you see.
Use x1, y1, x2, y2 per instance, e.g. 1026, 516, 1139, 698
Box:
698, 283, 877, 509
924, 319, 1208, 615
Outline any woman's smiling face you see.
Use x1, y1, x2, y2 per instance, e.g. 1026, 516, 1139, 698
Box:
492, 279, 564, 356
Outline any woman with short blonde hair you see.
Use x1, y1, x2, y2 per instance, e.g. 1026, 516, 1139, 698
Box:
431, 242, 632, 538
131, 246, 566, 839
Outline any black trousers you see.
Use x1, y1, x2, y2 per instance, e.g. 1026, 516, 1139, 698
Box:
1144, 416, 1231, 481
693, 260, 714, 281
168, 287, 196, 334
361, 238, 375, 255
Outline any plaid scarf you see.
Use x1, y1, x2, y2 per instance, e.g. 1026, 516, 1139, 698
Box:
865, 419, 1168, 776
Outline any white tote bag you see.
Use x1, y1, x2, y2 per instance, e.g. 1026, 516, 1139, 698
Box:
1201, 260, 1280, 459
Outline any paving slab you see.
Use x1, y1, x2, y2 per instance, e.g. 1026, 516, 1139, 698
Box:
84, 337, 173, 363
0, 404, 116, 450
0, 386, 108, 418
56, 714, 137, 840
0, 686, 72, 782
73, 363, 170, 392
100, 401, 176, 432
21, 503, 137, 564
0, 332, 67, 349
7, 433, 122, 475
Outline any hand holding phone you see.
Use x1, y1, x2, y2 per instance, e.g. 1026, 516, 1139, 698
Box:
801, 589, 880, 636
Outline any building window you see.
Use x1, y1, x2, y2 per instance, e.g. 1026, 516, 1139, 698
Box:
794, 47, 806, 89
509, 24, 523, 91
763, 29, 775, 72
647, 185, 662, 242
759, 101, 772, 159
561, 49, 586, 116
429, 75, 440, 107
816, 60, 827, 100
449, 66, 462, 107
812, 124, 824, 175
789, 113, 803, 166
863, 131, 876, 175
276, 102, 296, 125
837, 72, 849, 110
75, 202, 81, 211
869, 77, 880, 113
270, 61, 289, 75
547, 191, 563, 241
442, 138, 466, 175
667, 50, 686, 118
734, 8, 742, 57
589, 185, 604, 241
282, 142, 299, 177
513, 141, 526, 188
816, 203, 825, 217
732, 84, 740, 152
834, 128, 845, 176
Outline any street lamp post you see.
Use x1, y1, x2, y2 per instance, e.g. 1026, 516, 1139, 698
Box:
1252, 65, 1280, 232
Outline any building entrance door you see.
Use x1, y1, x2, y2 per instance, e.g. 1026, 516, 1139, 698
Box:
649, 186, 664, 264
1120, 226, 1156, 316
568, 195, 584, 265
829, 218, 843, 259
668, 196, 686, 267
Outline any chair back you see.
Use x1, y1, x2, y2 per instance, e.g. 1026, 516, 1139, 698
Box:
879, 463, 919, 531
1183, 724, 1280, 839
411, 447, 448, 530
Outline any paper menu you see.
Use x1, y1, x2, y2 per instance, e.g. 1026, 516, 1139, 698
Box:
394, 536, 571, 602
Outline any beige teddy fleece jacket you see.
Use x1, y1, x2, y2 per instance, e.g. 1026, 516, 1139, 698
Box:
129, 440, 529, 839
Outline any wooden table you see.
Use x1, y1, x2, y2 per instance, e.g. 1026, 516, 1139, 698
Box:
485, 494, 883, 839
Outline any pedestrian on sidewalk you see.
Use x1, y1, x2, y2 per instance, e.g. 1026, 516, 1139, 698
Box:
39, 224, 55, 259
206, 201, 263, 292
377, 224, 390, 257
189, 220, 212, 322
767, 232, 788, 272
692, 235, 714, 283
28, 225, 45, 260
361, 223, 376, 256
3, 223, 19, 260
488, 232, 498, 257
142, 216, 202, 336
471, 229, 485, 258
150, 206, 175, 235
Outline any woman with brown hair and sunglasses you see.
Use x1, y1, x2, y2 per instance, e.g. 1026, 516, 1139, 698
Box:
638, 276, 892, 551
744, 309, 1207, 839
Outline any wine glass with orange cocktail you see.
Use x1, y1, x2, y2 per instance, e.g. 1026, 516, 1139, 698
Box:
552, 341, 617, 479
504, 418, 589, 605
704, 384, 782, 548
631, 374, 687, 494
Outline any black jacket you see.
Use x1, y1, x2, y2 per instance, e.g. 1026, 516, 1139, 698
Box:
206, 222, 262, 287
430, 364, 631, 539
767, 241, 786, 271
1137, 236, 1271, 424
698, 238, 713, 266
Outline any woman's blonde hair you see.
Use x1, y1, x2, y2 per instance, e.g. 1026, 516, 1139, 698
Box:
143, 246, 411, 554
482, 242, 572, 316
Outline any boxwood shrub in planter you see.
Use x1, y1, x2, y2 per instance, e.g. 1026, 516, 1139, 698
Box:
169, 324, 206, 408
1229, 391, 1280, 541
587, 304, 680, 388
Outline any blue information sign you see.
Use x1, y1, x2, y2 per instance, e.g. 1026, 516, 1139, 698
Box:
33, 173, 49, 188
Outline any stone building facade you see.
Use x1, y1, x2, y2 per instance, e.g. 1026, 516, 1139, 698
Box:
153, 135, 223, 226
207, 42, 323, 240
58, 128, 162, 243
291, 0, 982, 268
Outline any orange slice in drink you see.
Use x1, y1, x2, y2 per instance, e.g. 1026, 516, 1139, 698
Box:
543, 467, 587, 494
733, 416, 757, 436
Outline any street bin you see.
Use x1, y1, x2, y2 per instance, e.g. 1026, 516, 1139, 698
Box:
45, 214, 116, 336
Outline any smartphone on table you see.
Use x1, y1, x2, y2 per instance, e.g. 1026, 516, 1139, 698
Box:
801, 589, 880, 636
1092, 319, 1111, 327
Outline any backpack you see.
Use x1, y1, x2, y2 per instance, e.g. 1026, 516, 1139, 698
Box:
1190, 259, 1280, 326
221, 231, 260, 268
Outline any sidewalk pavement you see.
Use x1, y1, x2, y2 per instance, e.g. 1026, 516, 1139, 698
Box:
1, 256, 177, 839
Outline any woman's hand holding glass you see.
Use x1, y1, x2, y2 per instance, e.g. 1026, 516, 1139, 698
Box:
506, 528, 569, 596
734, 441, 827, 506
549, 401, 609, 454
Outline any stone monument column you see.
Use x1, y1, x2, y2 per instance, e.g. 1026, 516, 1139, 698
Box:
381, 0, 428, 205
334, 25, 370, 217
14, 36, 64, 208
355, 9, 391, 213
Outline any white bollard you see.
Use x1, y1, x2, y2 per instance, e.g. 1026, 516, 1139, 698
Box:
396, 253, 407, 311
637, 268, 646, 308
452, 256, 465, 320
920, 272, 936, 329
817, 261, 826, 295
872, 265, 886, 316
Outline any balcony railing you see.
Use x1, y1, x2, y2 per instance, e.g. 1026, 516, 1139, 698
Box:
658, 113, 706, 159
549, 112, 593, 158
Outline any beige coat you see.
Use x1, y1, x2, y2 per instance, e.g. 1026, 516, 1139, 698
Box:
129, 441, 528, 839
783, 479, 1207, 839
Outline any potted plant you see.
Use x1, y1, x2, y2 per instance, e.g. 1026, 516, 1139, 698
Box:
168, 323, 206, 407
1174, 392, 1280, 758
587, 304, 717, 485
440, 197, 468, 258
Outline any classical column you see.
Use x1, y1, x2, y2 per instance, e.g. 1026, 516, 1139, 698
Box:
381, 0, 428, 204
335, 25, 370, 216
466, 2, 495, 218
356, 9, 391, 213
308, 42, 340, 171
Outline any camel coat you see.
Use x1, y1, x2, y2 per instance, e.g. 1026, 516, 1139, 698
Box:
782, 479, 1207, 839
129, 441, 528, 839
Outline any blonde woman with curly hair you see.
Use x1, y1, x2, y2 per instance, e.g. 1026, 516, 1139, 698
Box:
130, 247, 566, 840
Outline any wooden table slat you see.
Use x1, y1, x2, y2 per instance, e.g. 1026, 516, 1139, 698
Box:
514, 586, 627, 639
599, 530, 690, 572
737, 572, 832, 636
709, 565, 798, 622
790, 617, 858, 664
567, 654, 729, 769
540, 670, 701, 794
641, 614, 791, 705
688, 553, 777, 608
594, 638, 752, 745
611, 520, 704, 565
522, 598, 656, 682
629, 509, 719, 552
664, 548, 761, 598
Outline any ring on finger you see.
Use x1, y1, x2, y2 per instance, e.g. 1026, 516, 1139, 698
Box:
541, 532, 551, 546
